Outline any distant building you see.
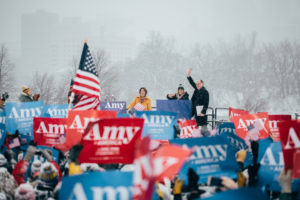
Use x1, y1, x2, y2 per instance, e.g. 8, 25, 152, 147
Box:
21, 10, 136, 75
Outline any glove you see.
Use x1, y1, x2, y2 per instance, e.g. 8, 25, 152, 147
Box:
221, 176, 238, 190
236, 150, 247, 163
69, 162, 83, 175
42, 149, 52, 161
173, 178, 184, 195
156, 182, 164, 198
33, 94, 40, 101
69, 144, 83, 163
237, 172, 246, 187
24, 145, 36, 162
128, 108, 136, 116
279, 169, 292, 193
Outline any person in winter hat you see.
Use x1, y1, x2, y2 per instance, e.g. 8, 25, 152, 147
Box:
18, 85, 40, 102
39, 162, 59, 189
127, 87, 152, 111
39, 148, 62, 180
31, 159, 42, 175
12, 144, 36, 185
14, 183, 35, 200
0, 167, 18, 199
28, 159, 42, 186
35, 162, 58, 199
19, 85, 33, 102
167, 84, 189, 100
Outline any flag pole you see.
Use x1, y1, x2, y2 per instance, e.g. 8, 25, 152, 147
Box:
66, 92, 74, 118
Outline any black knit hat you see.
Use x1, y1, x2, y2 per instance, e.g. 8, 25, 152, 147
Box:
178, 84, 184, 91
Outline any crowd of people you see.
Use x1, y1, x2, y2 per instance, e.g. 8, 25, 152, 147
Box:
0, 68, 298, 200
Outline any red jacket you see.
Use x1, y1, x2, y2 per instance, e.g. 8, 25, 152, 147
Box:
12, 160, 62, 185
12, 160, 29, 185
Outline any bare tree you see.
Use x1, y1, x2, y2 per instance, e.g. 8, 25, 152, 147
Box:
0, 44, 15, 95
92, 49, 118, 101
30, 72, 56, 105
263, 41, 300, 99
119, 32, 185, 102
54, 56, 79, 104
69, 56, 78, 78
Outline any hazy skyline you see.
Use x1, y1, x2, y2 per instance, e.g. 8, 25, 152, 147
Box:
1, 0, 300, 88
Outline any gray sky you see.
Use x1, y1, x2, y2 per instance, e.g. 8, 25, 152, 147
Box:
1, 0, 300, 87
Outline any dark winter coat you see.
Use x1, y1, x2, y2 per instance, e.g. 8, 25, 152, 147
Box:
166, 92, 189, 100
187, 76, 209, 126
19, 93, 33, 102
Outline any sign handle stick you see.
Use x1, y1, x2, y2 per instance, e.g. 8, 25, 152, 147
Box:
67, 92, 74, 118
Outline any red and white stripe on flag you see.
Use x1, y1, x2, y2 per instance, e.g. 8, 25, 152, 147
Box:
73, 70, 101, 98
72, 95, 100, 110
134, 103, 145, 111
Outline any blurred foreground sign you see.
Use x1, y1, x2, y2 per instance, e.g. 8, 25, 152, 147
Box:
59, 171, 133, 200
136, 111, 177, 140
6, 101, 44, 138
78, 118, 144, 164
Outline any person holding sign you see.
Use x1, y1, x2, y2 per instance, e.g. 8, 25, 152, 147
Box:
127, 87, 152, 112
19, 86, 40, 102
19, 85, 33, 102
187, 68, 209, 133
166, 84, 189, 100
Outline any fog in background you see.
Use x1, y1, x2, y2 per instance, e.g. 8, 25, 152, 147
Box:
0, 0, 300, 114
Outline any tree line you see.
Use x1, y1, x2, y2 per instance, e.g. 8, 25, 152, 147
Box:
1, 32, 299, 114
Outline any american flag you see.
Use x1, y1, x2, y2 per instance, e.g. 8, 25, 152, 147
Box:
72, 42, 101, 110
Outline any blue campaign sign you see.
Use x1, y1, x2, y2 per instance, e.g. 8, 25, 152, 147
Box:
117, 113, 130, 118
156, 100, 192, 119
41, 104, 70, 118
218, 123, 253, 167
59, 171, 133, 200
25, 146, 60, 181
258, 141, 283, 191
217, 122, 236, 135
100, 101, 127, 113
258, 137, 273, 163
0, 109, 6, 148
257, 141, 300, 192
203, 187, 268, 200
136, 111, 177, 140
6, 101, 44, 137
170, 136, 238, 183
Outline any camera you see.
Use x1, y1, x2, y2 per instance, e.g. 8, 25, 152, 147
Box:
1, 92, 9, 101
